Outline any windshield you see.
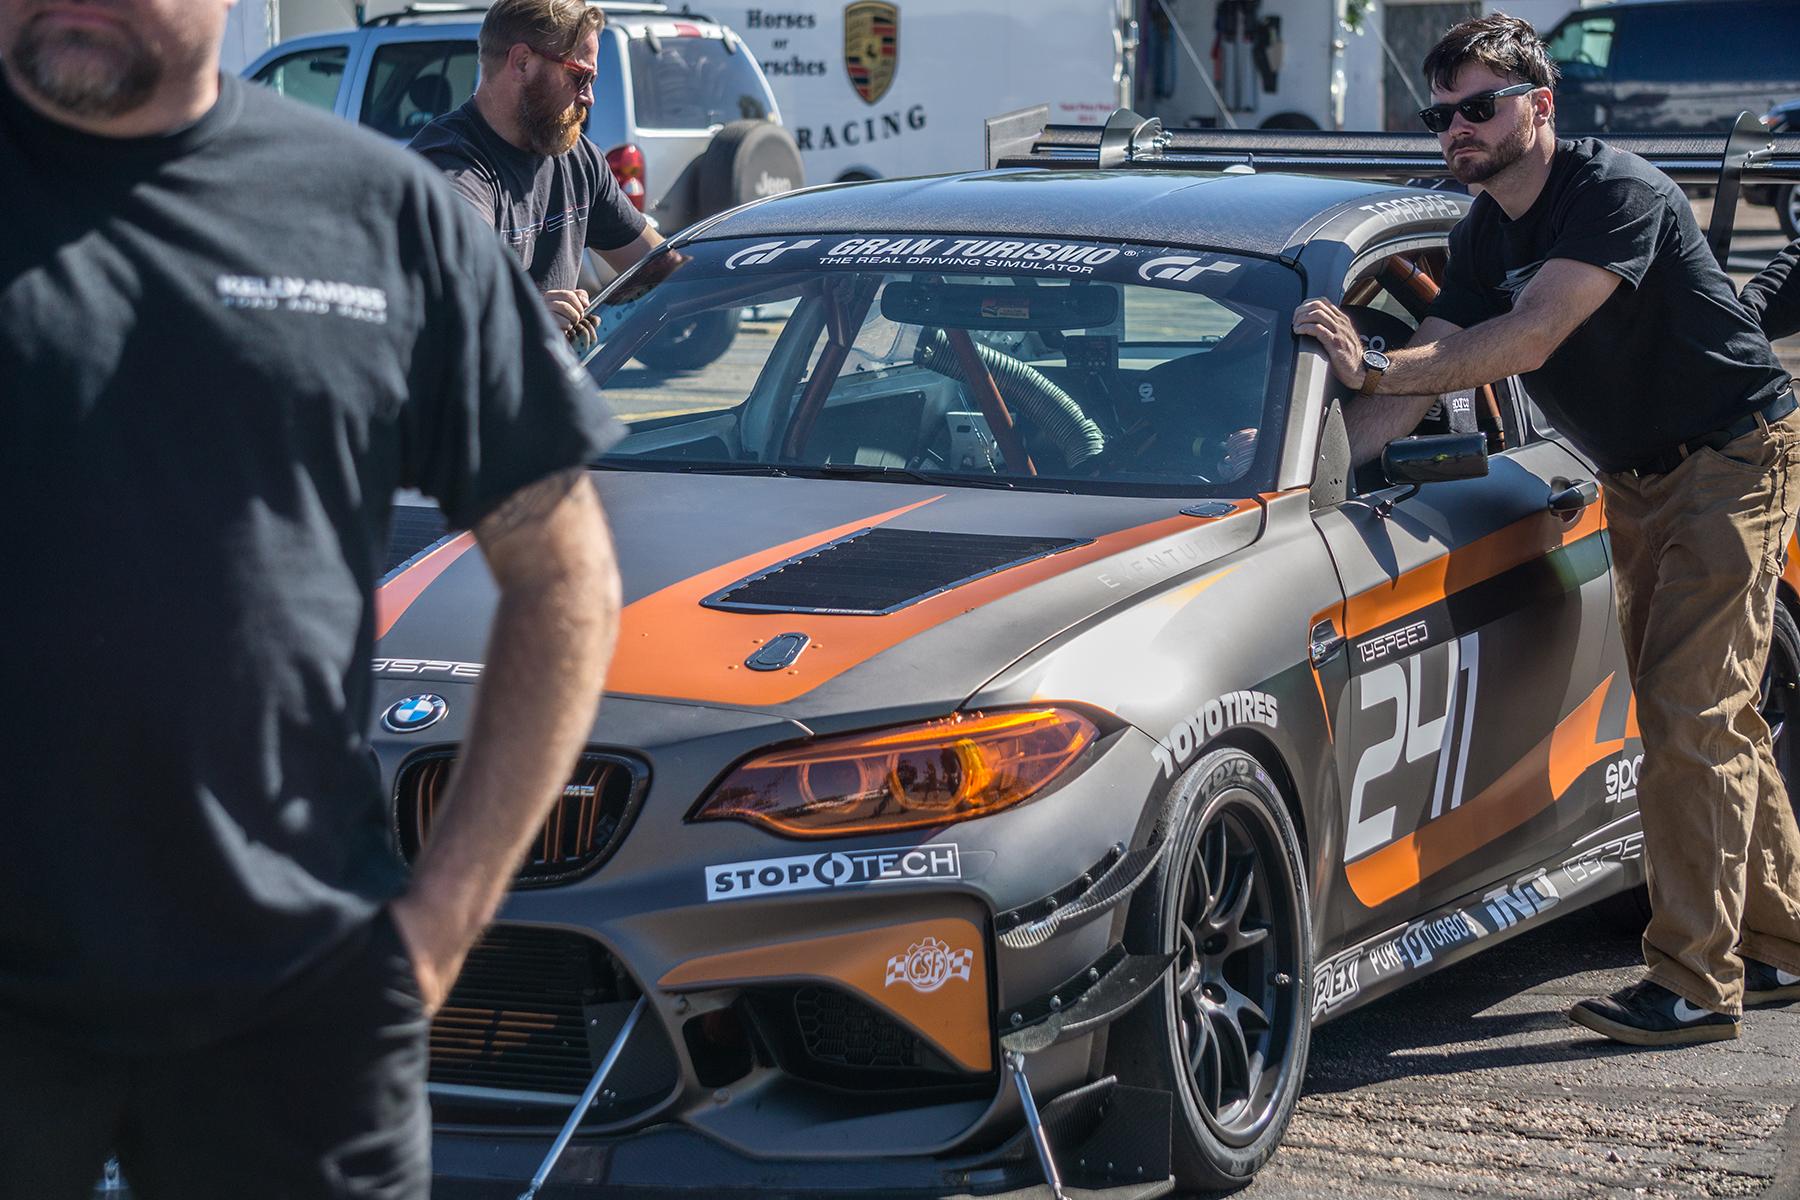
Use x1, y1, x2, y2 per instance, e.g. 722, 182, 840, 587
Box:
583, 235, 1302, 496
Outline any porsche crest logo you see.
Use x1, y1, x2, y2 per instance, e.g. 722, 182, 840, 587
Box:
844, 2, 898, 105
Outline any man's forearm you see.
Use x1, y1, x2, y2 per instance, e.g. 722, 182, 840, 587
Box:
396, 476, 620, 1001
1370, 311, 1545, 397
1741, 238, 1800, 341
1344, 393, 1442, 466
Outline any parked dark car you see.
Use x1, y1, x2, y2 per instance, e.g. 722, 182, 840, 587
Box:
1762, 96, 1800, 239
1542, 0, 1800, 134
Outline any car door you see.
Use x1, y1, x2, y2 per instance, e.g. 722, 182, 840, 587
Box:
1312, 252, 1618, 947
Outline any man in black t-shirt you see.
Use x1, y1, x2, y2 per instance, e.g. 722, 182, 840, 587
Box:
0, 0, 621, 1194
410, 0, 660, 343
1295, 15, 1800, 1047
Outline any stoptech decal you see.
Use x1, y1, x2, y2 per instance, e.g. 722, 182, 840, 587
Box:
705, 843, 961, 901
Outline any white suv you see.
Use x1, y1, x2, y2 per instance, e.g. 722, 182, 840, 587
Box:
245, 2, 803, 258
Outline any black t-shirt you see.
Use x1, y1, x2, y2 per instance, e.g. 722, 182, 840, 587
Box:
1429, 138, 1791, 471
409, 101, 647, 291
0, 70, 619, 1052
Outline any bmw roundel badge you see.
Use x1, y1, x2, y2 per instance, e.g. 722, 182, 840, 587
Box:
382, 694, 449, 734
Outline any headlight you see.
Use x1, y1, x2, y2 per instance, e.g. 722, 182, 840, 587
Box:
689, 707, 1101, 838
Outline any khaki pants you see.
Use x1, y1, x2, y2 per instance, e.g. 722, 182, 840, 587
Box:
1601, 408, 1800, 1014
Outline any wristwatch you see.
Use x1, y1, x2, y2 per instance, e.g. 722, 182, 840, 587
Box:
1356, 347, 1390, 396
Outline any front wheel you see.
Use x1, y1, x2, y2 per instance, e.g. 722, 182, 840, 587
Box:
1778, 184, 1800, 241
1107, 748, 1312, 1191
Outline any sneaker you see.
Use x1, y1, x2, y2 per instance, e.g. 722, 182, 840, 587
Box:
1745, 958, 1800, 1008
1568, 979, 1739, 1046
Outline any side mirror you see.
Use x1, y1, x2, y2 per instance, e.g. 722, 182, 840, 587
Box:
1382, 433, 1490, 486
1373, 434, 1489, 519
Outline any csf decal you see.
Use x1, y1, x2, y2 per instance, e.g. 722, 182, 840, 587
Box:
884, 936, 974, 994
724, 238, 820, 270
705, 843, 961, 901
1136, 254, 1238, 285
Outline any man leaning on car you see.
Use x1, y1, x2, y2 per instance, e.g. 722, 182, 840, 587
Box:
410, 0, 662, 346
1294, 13, 1800, 1046
0, 0, 622, 1195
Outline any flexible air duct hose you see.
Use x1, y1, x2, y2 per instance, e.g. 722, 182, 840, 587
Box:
916, 329, 1106, 468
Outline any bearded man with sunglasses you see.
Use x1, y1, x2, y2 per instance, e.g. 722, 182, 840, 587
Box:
1295, 13, 1800, 1047
411, 0, 662, 342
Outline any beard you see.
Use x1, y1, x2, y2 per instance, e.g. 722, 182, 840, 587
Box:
517, 79, 585, 156
1444, 113, 1531, 185
11, 10, 164, 119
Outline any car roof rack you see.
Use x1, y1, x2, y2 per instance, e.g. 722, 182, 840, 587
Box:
987, 106, 1800, 269
362, 0, 676, 25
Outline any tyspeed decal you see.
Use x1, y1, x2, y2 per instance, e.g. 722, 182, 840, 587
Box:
373, 657, 483, 680
1151, 691, 1279, 779
1562, 831, 1644, 885
884, 936, 974, 994
1356, 619, 1431, 665
705, 843, 961, 901
1355, 194, 1463, 226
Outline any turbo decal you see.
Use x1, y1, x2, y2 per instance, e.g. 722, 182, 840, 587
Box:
1150, 691, 1280, 779
705, 843, 961, 901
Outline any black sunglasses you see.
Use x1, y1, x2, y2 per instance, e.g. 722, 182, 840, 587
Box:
1418, 82, 1537, 133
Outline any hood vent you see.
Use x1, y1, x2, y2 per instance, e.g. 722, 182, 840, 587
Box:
704, 528, 1089, 616
383, 505, 451, 579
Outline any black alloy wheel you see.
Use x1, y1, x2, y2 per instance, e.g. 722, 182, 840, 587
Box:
1109, 748, 1311, 1190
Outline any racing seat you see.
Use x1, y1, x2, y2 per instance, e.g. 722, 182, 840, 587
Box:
404, 75, 454, 131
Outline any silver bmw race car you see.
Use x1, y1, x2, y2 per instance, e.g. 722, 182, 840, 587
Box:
369, 114, 1800, 1197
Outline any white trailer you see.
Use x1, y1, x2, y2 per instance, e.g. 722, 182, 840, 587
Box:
700, 0, 1137, 181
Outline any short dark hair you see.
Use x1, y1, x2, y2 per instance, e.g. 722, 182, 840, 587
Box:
1422, 12, 1558, 94
478, 0, 604, 68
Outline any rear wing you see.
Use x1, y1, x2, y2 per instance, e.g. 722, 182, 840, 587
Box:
985, 106, 1800, 269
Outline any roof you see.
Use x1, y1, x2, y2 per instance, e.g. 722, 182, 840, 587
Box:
690, 169, 1434, 259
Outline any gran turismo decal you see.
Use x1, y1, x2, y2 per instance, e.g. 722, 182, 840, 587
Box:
724, 238, 822, 270
1151, 691, 1280, 779
820, 237, 1121, 276
884, 936, 973, 994
705, 843, 961, 901
1605, 753, 1644, 805
372, 657, 483, 679
1136, 254, 1238, 284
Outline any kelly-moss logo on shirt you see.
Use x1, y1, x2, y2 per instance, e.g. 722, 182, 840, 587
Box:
215, 274, 389, 324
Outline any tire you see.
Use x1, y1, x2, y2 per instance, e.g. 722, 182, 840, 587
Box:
1779, 184, 1800, 242
1259, 111, 1319, 131
1107, 748, 1312, 1191
1614, 596, 1800, 932
694, 120, 805, 220
633, 307, 741, 372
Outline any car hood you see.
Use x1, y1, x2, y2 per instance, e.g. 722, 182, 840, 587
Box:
376, 471, 1265, 730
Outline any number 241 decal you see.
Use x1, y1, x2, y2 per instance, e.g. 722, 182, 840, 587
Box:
1344, 632, 1480, 862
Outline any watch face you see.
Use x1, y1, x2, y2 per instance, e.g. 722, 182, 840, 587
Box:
1362, 347, 1391, 372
